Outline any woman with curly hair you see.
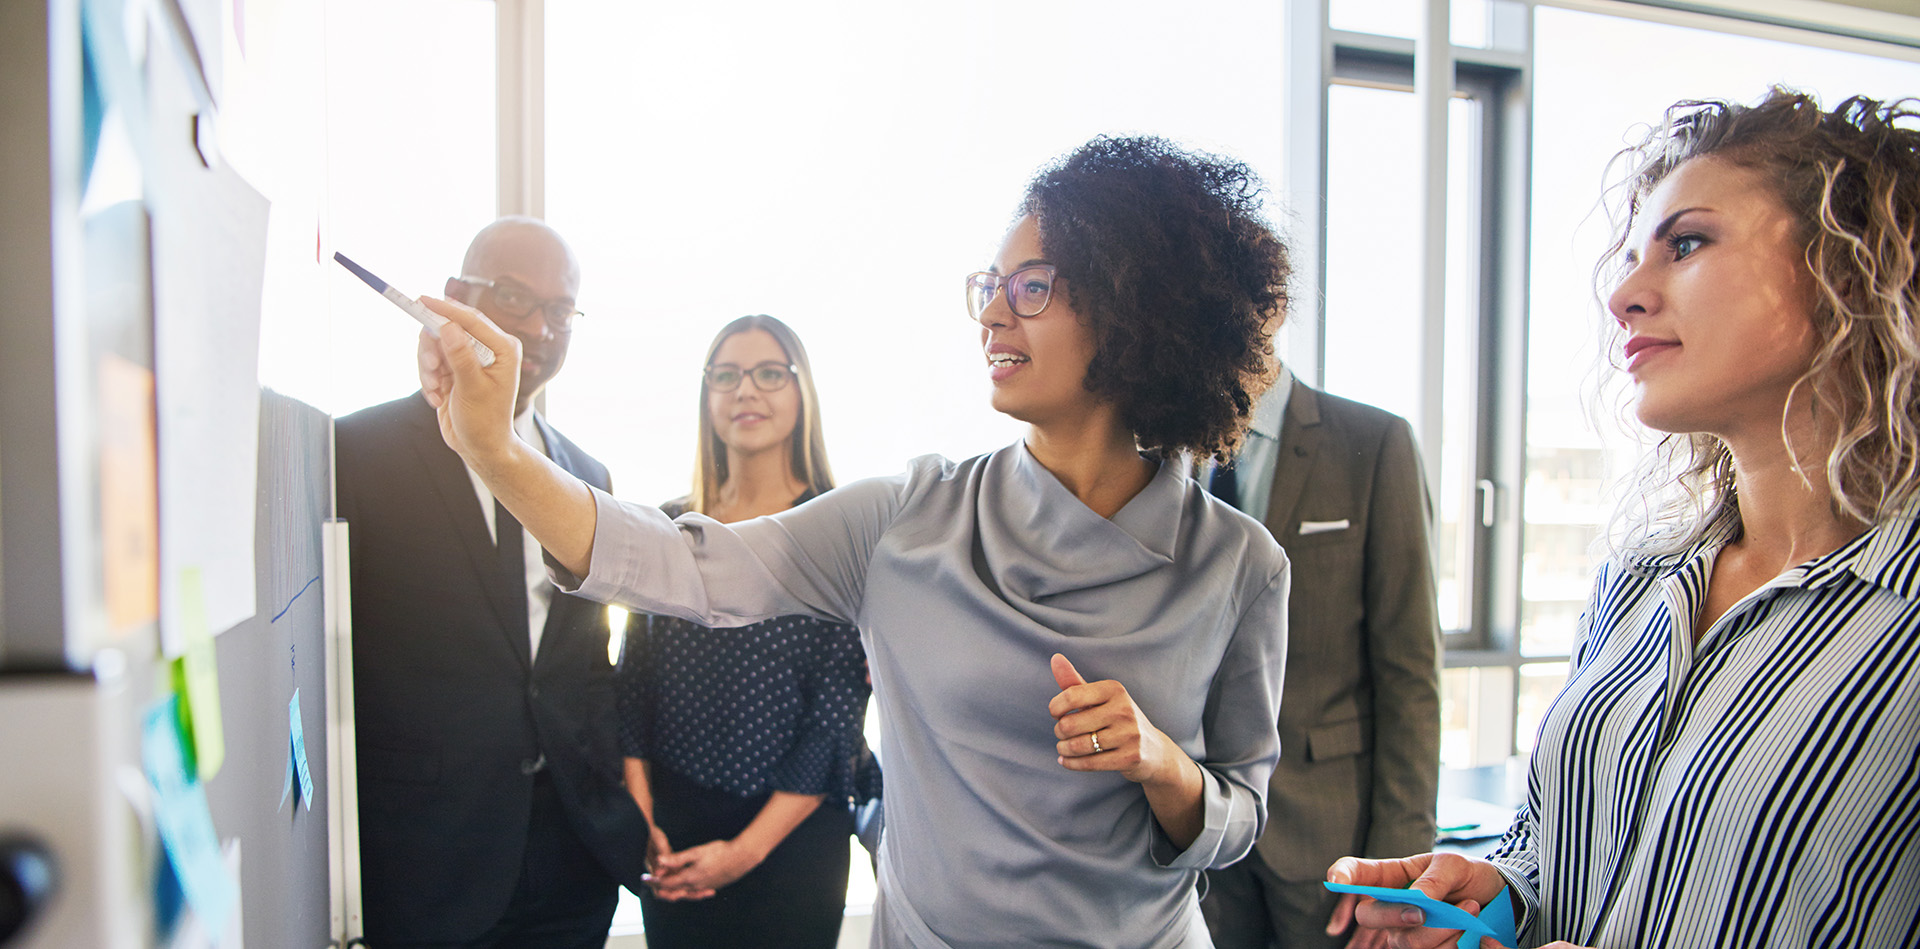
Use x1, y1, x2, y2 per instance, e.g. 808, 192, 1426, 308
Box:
1332, 88, 1920, 949
418, 135, 1293, 946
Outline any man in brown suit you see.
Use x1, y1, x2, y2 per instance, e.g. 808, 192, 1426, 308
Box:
1200, 366, 1442, 949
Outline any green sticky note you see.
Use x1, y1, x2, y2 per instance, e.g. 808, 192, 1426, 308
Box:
172, 567, 226, 780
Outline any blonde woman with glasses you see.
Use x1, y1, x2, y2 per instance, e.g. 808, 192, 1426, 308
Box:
613, 315, 876, 948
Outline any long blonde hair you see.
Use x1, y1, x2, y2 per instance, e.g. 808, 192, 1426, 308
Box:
1596, 88, 1920, 559
688, 315, 836, 515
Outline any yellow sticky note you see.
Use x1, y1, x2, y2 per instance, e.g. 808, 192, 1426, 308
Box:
172, 567, 226, 780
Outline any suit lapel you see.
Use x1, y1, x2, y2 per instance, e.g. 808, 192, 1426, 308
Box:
399, 394, 532, 669
1262, 384, 1324, 541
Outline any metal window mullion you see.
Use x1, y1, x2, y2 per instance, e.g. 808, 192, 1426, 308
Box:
1415, 1, 1452, 514
496, 0, 544, 219
1285, 0, 1332, 388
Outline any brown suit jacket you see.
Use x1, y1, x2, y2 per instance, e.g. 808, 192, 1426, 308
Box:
1250, 384, 1441, 880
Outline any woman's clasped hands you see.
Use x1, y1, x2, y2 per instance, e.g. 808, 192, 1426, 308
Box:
642, 825, 758, 903
1325, 853, 1594, 949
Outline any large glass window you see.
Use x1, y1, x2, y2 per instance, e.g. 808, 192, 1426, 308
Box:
1323, 88, 1485, 637
1331, 0, 1492, 48
543, 0, 1290, 506
323, 0, 496, 418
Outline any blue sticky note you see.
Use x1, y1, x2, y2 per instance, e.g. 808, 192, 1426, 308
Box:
290, 689, 314, 811
279, 746, 294, 811
141, 696, 238, 928
1324, 881, 1517, 949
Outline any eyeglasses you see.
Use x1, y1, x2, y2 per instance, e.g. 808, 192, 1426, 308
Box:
705, 361, 797, 392
455, 275, 583, 332
965, 265, 1058, 322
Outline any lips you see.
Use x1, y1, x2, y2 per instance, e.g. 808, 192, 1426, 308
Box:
1624, 335, 1678, 371
985, 343, 1029, 382
730, 412, 770, 425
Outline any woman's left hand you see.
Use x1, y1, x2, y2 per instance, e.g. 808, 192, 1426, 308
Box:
646, 838, 762, 901
1048, 654, 1183, 785
1049, 653, 1207, 849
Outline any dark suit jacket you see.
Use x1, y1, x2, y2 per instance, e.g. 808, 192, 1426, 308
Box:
1251, 385, 1441, 880
336, 393, 650, 943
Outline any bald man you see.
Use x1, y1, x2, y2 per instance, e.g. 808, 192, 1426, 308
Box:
337, 218, 650, 948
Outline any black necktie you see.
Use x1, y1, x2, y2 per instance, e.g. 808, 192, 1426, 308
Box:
1208, 462, 1239, 509
496, 500, 529, 641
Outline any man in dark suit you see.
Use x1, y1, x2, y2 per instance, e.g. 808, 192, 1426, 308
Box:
1201, 366, 1442, 949
336, 217, 649, 948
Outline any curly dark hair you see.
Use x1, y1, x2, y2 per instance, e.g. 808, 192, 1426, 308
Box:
1020, 135, 1290, 462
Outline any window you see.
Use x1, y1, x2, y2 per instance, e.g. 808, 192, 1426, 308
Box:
541, 0, 1294, 506
1312, 13, 1531, 766
323, 0, 497, 418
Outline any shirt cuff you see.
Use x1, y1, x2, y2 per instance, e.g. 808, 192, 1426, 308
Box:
1487, 858, 1540, 940
1148, 766, 1257, 870
546, 486, 659, 601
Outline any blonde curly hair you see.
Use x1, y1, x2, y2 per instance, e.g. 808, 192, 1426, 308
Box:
1595, 88, 1920, 559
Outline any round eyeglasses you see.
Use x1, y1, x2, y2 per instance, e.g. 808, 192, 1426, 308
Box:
455, 275, 583, 332
964, 265, 1058, 322
705, 361, 796, 392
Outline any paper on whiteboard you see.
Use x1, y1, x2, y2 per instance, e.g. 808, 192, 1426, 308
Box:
154, 159, 269, 654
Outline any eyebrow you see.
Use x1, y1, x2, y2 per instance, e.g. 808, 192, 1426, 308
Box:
1650, 207, 1706, 243
988, 258, 1052, 275
1624, 206, 1708, 265
493, 274, 575, 305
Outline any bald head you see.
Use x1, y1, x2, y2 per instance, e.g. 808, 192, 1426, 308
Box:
461, 216, 581, 292
448, 216, 583, 414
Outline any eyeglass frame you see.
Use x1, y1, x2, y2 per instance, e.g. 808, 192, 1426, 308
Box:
964, 264, 1060, 322
704, 360, 799, 393
453, 275, 584, 332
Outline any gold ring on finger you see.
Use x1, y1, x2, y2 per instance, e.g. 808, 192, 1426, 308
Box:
1090, 731, 1103, 754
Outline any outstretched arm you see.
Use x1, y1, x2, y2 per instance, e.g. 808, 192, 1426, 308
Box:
416, 295, 600, 576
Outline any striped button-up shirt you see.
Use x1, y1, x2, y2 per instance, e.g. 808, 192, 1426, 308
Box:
1489, 509, 1920, 948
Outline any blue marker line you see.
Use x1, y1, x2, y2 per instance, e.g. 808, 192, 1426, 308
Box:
271, 576, 320, 623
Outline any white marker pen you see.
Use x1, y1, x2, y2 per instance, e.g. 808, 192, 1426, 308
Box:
333, 251, 497, 367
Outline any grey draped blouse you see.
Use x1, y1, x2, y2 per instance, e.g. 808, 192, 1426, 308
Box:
569, 443, 1290, 947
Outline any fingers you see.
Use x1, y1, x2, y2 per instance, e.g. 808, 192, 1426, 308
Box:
1046, 663, 1115, 719
1054, 720, 1133, 758
1326, 891, 1359, 936
1330, 855, 1441, 942
653, 848, 695, 873
417, 329, 447, 408
1344, 923, 1391, 949
1329, 852, 1427, 890
1051, 653, 1087, 690
419, 294, 511, 354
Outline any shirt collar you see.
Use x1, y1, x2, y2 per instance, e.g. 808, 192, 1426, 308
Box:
1802, 498, 1920, 604
1657, 497, 1920, 606
1248, 364, 1293, 442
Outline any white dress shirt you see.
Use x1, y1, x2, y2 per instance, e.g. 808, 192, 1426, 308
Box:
466, 410, 552, 659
